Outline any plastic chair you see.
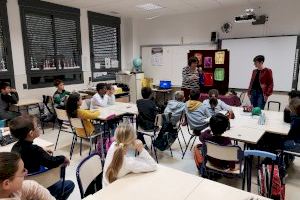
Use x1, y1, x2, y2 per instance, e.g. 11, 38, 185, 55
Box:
267, 101, 281, 112
54, 108, 73, 150
137, 114, 163, 162
243, 150, 277, 198
76, 153, 102, 199
202, 141, 244, 181
69, 117, 103, 160
26, 165, 66, 198
41, 95, 56, 134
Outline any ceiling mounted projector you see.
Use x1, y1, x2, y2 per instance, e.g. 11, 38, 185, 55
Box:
235, 8, 256, 23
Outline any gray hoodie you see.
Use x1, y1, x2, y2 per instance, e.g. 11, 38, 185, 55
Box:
164, 100, 185, 125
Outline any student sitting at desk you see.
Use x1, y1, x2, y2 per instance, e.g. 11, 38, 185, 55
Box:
103, 123, 157, 187
185, 89, 211, 135
200, 113, 235, 170
203, 89, 232, 116
136, 87, 159, 145
53, 79, 70, 108
0, 152, 56, 200
0, 82, 20, 121
66, 93, 100, 137
9, 115, 75, 200
282, 98, 300, 153
284, 90, 300, 123
164, 91, 185, 126
90, 83, 115, 109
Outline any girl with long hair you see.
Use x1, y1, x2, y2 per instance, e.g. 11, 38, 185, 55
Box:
66, 92, 100, 137
0, 152, 55, 199
103, 123, 157, 187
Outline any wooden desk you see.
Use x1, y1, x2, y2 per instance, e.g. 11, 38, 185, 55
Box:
14, 99, 42, 107
84, 165, 204, 200
84, 165, 269, 200
0, 138, 54, 152
223, 127, 265, 144
95, 102, 138, 120
186, 179, 270, 200
152, 88, 173, 104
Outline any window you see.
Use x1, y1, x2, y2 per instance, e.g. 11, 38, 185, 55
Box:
0, 0, 14, 86
19, 0, 83, 88
88, 11, 121, 81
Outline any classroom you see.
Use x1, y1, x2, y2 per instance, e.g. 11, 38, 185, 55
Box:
0, 0, 300, 199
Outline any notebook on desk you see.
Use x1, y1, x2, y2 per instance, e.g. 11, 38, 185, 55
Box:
159, 80, 172, 89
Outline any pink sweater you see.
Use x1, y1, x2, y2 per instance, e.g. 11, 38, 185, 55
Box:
3, 180, 55, 200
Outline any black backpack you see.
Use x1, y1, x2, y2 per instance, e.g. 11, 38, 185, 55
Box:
153, 113, 178, 151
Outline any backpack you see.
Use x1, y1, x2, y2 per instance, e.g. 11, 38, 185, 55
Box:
193, 144, 204, 169
258, 164, 285, 200
153, 114, 178, 151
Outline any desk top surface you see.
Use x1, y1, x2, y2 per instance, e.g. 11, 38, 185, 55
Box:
84, 165, 204, 200
95, 102, 138, 120
84, 165, 269, 200
15, 99, 42, 106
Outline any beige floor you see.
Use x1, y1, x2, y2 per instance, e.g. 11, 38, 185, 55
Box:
40, 124, 300, 200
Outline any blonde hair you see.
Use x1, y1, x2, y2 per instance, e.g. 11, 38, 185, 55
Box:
106, 123, 136, 183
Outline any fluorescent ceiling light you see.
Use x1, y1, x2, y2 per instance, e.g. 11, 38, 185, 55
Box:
136, 3, 163, 11
146, 15, 160, 20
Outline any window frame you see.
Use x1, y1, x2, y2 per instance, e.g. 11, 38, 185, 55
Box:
0, 0, 15, 87
88, 11, 121, 82
19, 0, 83, 89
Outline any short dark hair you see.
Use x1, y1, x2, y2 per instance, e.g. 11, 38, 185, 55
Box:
209, 113, 230, 136
0, 82, 10, 90
209, 97, 218, 108
141, 87, 152, 99
53, 79, 63, 87
288, 90, 300, 99
253, 55, 265, 63
96, 83, 107, 92
208, 89, 219, 98
0, 152, 21, 182
188, 57, 199, 66
289, 98, 300, 116
9, 115, 35, 140
189, 89, 200, 100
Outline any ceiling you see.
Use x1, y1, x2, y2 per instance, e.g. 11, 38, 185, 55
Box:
44, 0, 276, 19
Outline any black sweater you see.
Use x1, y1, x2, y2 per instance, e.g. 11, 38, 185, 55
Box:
11, 140, 65, 173
136, 99, 158, 130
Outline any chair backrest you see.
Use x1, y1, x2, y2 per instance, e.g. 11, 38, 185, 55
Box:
76, 153, 103, 198
55, 108, 69, 121
25, 165, 64, 188
244, 150, 277, 161
69, 117, 84, 129
204, 141, 243, 162
43, 95, 55, 114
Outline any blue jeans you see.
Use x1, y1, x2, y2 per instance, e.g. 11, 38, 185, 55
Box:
48, 180, 75, 200
283, 140, 300, 153
250, 90, 266, 110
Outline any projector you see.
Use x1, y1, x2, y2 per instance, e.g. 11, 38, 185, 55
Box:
235, 14, 256, 23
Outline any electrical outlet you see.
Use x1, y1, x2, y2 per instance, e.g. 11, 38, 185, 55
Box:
89, 77, 91, 82
23, 84, 28, 89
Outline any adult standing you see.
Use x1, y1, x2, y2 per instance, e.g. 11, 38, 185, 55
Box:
182, 57, 200, 101
248, 55, 273, 109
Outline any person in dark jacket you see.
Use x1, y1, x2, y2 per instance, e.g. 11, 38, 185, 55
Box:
136, 87, 159, 145
9, 115, 74, 200
282, 98, 300, 153
284, 90, 300, 123
248, 55, 273, 110
0, 82, 20, 121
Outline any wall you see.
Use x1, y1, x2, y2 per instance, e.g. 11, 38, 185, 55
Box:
131, 0, 300, 110
6, 0, 131, 99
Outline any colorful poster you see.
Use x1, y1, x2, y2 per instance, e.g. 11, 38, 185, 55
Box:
194, 53, 203, 66
204, 72, 214, 86
214, 68, 225, 81
204, 57, 212, 68
215, 51, 225, 64
151, 47, 163, 66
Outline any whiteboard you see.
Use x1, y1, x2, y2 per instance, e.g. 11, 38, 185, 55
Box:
141, 44, 216, 86
222, 36, 297, 91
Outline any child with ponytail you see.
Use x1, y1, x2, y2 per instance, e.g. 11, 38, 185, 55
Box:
103, 123, 157, 187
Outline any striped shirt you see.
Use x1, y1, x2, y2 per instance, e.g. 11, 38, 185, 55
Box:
182, 66, 200, 89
